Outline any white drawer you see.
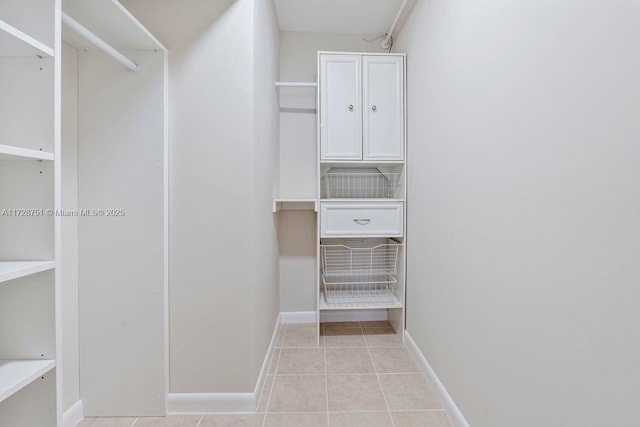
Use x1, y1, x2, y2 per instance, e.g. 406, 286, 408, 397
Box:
320, 202, 404, 237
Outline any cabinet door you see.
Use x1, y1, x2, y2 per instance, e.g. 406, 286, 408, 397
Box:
320, 54, 362, 160
362, 55, 404, 160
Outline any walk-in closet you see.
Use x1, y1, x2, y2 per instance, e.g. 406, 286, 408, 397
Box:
2, 0, 640, 426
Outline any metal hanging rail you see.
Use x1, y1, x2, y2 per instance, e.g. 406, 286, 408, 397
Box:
61, 12, 142, 73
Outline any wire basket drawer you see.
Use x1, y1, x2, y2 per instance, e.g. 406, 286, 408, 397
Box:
320, 239, 400, 307
323, 171, 401, 199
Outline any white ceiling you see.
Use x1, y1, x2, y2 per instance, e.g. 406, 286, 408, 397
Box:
120, 0, 236, 50
118, 0, 403, 50
274, 0, 403, 35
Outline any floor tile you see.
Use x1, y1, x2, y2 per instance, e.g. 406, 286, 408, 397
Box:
326, 374, 387, 411
268, 375, 327, 412
263, 412, 326, 427
257, 375, 274, 412
391, 410, 453, 427
286, 324, 316, 333
359, 321, 392, 328
268, 348, 281, 374
135, 416, 201, 426
283, 325, 320, 348
277, 348, 325, 374
322, 328, 363, 336
363, 328, 404, 347
322, 321, 361, 329
322, 328, 365, 348
379, 374, 443, 410
275, 328, 286, 347
328, 411, 394, 427
199, 414, 264, 427
369, 347, 421, 373
325, 347, 374, 374
78, 418, 137, 427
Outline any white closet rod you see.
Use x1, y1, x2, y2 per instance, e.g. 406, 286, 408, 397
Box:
61, 12, 142, 74
381, 0, 411, 49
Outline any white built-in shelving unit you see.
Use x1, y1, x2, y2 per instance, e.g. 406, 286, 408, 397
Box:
273, 81, 319, 212
0, 0, 61, 425
316, 52, 407, 338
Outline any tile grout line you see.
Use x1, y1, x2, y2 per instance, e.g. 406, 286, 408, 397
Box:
195, 414, 203, 427
364, 325, 397, 427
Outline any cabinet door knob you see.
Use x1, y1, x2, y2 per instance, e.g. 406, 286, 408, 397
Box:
353, 218, 371, 225
371, 105, 377, 111
348, 104, 354, 111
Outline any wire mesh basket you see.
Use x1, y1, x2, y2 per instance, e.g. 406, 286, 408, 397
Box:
320, 239, 400, 307
323, 170, 402, 199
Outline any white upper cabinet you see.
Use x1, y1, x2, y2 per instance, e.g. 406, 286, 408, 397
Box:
319, 53, 404, 161
363, 55, 404, 160
320, 54, 362, 160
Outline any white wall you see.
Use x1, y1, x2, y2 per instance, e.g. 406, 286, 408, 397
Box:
168, 0, 256, 393
277, 32, 386, 312
61, 41, 80, 412
394, 1, 640, 426
78, 48, 165, 416
154, 0, 281, 394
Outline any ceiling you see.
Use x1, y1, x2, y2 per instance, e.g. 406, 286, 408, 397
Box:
274, 0, 403, 35
120, 0, 236, 49
118, 0, 403, 50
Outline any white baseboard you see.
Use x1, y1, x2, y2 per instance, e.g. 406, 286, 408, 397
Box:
168, 315, 281, 414
404, 331, 470, 427
62, 400, 84, 427
279, 311, 316, 324
320, 309, 388, 323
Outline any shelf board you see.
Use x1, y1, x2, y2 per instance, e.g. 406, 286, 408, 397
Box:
320, 198, 404, 203
319, 292, 403, 311
320, 160, 405, 166
0, 261, 55, 284
0, 19, 54, 57
0, 144, 54, 161
273, 198, 318, 213
0, 359, 56, 403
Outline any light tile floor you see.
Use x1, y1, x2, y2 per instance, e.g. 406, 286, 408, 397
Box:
78, 322, 453, 427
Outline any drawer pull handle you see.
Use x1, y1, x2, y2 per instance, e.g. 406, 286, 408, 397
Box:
353, 218, 371, 225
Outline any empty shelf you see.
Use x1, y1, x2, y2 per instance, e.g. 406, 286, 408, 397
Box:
0, 144, 54, 161
273, 198, 318, 213
0, 261, 55, 284
0, 359, 56, 403
0, 19, 54, 57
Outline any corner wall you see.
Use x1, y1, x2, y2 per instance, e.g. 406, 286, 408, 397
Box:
394, 1, 640, 426
251, 0, 281, 381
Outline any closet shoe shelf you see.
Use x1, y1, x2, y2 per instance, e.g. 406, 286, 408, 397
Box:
0, 359, 55, 403
0, 261, 55, 284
